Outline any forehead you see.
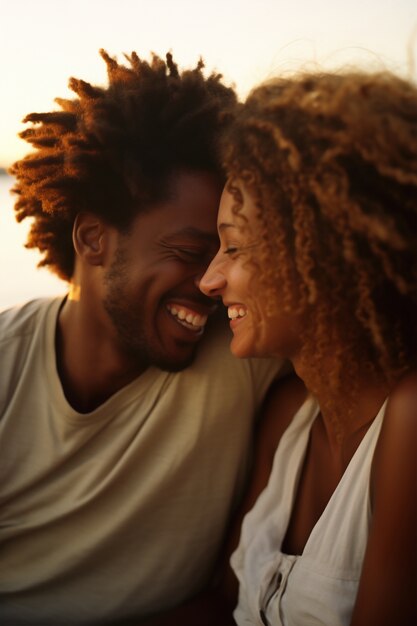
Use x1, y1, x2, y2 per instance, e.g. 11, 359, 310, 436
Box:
130, 170, 222, 241
218, 179, 259, 230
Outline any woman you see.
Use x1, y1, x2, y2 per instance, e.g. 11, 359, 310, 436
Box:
199, 70, 417, 625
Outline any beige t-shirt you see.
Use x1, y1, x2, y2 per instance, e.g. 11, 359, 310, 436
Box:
0, 297, 282, 625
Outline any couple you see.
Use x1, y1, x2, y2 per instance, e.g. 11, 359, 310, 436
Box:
1, 50, 415, 625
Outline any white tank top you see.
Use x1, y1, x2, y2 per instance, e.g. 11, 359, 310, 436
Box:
231, 394, 386, 626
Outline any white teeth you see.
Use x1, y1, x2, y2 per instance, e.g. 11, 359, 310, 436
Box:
228, 307, 246, 320
166, 305, 208, 329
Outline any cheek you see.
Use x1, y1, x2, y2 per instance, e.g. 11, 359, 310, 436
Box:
229, 263, 255, 298
261, 309, 304, 357
148, 258, 195, 287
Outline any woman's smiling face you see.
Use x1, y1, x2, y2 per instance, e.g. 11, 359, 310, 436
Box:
199, 179, 303, 360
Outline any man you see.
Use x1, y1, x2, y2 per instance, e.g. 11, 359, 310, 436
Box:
0, 50, 282, 625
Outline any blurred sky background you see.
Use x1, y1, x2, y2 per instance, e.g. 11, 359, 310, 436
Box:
0, 0, 416, 308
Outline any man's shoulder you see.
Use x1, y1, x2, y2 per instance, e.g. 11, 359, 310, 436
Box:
0, 297, 60, 344
0, 297, 63, 415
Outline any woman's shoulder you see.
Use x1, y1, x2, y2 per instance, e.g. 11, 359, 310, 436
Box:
356, 371, 417, 625
371, 370, 417, 505
376, 370, 417, 457
385, 370, 417, 421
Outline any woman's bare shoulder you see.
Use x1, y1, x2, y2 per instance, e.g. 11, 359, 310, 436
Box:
372, 370, 416, 484
374, 370, 417, 472
386, 370, 417, 419
353, 372, 417, 625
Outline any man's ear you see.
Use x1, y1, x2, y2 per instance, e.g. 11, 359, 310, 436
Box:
72, 213, 109, 266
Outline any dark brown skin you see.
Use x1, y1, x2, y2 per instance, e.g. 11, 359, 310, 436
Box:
56, 170, 222, 413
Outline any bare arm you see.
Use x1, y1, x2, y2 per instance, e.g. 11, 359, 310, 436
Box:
351, 372, 417, 626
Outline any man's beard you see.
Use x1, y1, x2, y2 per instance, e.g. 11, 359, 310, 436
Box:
102, 248, 196, 373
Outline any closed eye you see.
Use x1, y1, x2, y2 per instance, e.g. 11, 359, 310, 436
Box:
223, 240, 260, 259
175, 247, 211, 263
224, 246, 239, 256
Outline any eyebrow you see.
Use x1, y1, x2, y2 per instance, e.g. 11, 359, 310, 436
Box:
164, 227, 219, 244
218, 223, 236, 232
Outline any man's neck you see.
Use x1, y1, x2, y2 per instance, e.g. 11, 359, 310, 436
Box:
56, 296, 146, 413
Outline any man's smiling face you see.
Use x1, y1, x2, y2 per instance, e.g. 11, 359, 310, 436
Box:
102, 170, 222, 372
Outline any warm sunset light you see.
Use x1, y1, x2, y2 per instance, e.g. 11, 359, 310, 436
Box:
0, 0, 416, 309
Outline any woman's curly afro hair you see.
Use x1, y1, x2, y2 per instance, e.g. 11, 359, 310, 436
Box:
223, 70, 417, 393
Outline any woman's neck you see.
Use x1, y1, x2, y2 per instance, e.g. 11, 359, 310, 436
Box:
293, 355, 389, 446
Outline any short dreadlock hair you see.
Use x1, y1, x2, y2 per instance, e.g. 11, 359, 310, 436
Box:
10, 49, 237, 281
223, 70, 417, 394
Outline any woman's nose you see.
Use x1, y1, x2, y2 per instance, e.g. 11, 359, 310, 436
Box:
198, 259, 226, 297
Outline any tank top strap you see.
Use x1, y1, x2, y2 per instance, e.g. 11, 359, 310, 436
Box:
302, 399, 387, 574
